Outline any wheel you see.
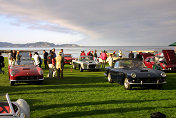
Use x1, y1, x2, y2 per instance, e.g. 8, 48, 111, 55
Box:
108, 73, 114, 83
10, 81, 15, 86
124, 78, 132, 90
79, 66, 83, 72
73, 64, 76, 70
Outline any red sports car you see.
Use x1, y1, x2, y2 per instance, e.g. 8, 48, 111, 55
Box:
64, 54, 74, 64
8, 59, 44, 86
141, 50, 176, 71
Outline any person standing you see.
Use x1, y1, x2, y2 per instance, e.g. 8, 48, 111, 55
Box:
0, 52, 5, 74
47, 52, 55, 78
56, 51, 64, 79
118, 50, 122, 58
8, 50, 13, 65
107, 54, 113, 67
43, 50, 48, 69
60, 49, 64, 68
100, 50, 107, 69
16, 51, 21, 65
52, 48, 56, 58
93, 50, 98, 61
12, 50, 16, 65
33, 52, 40, 67
128, 51, 134, 58
136, 52, 143, 61
29, 52, 32, 60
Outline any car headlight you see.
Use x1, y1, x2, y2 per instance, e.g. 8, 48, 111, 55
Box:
161, 72, 166, 77
39, 70, 43, 75
131, 73, 136, 78
10, 71, 16, 76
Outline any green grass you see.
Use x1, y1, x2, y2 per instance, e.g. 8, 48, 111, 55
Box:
1, 57, 176, 118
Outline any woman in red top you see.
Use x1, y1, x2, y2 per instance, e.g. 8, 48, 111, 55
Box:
100, 50, 107, 69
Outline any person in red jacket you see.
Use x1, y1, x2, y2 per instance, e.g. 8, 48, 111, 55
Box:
87, 50, 91, 56
80, 51, 86, 59
100, 50, 107, 69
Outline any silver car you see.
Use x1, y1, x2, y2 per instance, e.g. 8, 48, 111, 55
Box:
72, 56, 101, 72
0, 93, 30, 118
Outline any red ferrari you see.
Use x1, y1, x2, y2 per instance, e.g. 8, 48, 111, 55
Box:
8, 59, 44, 86
64, 54, 74, 64
141, 50, 176, 71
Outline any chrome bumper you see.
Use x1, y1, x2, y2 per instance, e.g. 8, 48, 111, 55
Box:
10, 78, 44, 82
129, 81, 167, 85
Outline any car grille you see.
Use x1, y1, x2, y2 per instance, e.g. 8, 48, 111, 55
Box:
136, 78, 160, 83
89, 65, 96, 69
16, 76, 39, 80
65, 60, 72, 62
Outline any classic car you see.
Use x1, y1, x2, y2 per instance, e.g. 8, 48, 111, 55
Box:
0, 93, 30, 118
64, 54, 74, 64
72, 56, 101, 72
104, 58, 167, 90
141, 50, 176, 71
8, 57, 44, 86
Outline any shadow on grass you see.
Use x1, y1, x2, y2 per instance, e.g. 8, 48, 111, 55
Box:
33, 99, 157, 112
40, 106, 155, 118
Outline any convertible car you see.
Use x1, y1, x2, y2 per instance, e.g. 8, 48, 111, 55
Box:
72, 56, 101, 72
0, 93, 30, 118
141, 50, 176, 72
105, 58, 167, 90
8, 57, 44, 86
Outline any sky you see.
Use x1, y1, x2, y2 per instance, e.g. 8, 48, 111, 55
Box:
0, 0, 176, 46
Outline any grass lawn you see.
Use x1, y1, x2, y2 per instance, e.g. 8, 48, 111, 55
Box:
0, 57, 176, 118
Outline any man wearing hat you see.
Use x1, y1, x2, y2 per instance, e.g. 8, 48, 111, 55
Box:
56, 51, 64, 79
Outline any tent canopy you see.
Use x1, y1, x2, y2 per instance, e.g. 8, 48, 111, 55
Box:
169, 42, 176, 46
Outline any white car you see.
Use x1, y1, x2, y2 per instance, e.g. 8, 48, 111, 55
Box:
72, 56, 101, 72
0, 93, 30, 118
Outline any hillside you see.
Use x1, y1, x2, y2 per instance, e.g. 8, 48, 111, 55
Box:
0, 42, 80, 47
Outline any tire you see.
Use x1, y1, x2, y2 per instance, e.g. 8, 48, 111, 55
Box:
108, 73, 114, 83
80, 66, 83, 72
73, 64, 76, 70
10, 81, 15, 86
124, 78, 132, 90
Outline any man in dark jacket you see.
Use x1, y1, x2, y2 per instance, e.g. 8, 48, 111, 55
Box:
0, 52, 4, 74
43, 50, 48, 69
136, 52, 143, 61
128, 51, 134, 58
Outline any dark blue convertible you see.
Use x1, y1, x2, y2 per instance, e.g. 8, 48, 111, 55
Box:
104, 58, 167, 90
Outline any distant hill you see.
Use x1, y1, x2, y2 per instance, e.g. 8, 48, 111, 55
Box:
0, 42, 80, 47
169, 42, 176, 46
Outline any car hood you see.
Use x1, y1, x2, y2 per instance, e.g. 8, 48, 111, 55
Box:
118, 68, 162, 78
10, 65, 40, 76
162, 50, 176, 64
84, 60, 98, 64
64, 57, 72, 60
140, 53, 154, 60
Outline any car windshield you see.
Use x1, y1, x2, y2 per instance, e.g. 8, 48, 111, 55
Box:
119, 59, 144, 68
79, 56, 93, 61
19, 60, 34, 65
64, 55, 72, 57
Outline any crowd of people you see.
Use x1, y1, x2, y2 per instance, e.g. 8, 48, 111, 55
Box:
79, 50, 144, 68
0, 49, 153, 76
40, 48, 64, 79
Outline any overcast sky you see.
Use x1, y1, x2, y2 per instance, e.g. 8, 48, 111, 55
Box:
0, 0, 176, 46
